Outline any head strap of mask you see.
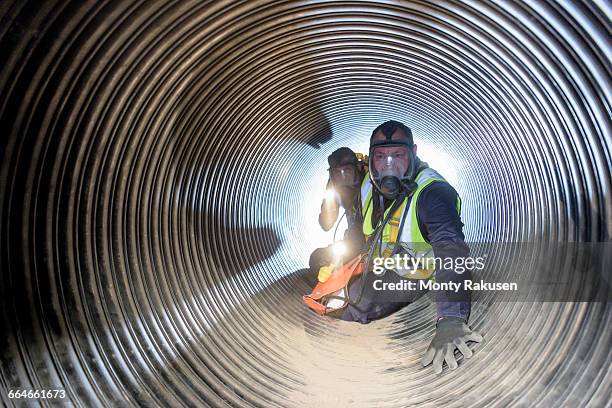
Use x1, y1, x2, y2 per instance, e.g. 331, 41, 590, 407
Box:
369, 135, 418, 199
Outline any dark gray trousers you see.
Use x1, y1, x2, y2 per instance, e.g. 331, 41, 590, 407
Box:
340, 270, 427, 324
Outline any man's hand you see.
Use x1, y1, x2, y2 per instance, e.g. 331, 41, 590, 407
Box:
421, 317, 483, 374
317, 264, 334, 283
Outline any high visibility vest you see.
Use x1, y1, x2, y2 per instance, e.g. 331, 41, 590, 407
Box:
360, 167, 461, 279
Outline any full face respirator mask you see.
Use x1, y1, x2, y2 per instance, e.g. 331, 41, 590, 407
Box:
369, 141, 417, 199
329, 164, 359, 188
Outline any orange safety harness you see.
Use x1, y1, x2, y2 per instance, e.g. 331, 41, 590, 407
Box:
302, 255, 364, 316
303, 191, 409, 316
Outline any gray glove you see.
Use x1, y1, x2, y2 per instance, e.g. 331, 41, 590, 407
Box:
421, 317, 483, 374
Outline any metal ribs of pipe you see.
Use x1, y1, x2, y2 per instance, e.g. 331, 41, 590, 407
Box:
0, 1, 610, 407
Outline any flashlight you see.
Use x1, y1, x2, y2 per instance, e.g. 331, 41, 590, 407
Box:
332, 241, 347, 257
325, 188, 337, 202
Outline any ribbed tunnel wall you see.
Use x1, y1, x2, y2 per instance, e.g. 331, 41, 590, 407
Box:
1, 1, 610, 406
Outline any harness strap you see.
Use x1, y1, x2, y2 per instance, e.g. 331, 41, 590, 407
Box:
348, 189, 414, 306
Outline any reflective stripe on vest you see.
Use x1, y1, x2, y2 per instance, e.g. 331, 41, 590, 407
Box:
361, 182, 408, 246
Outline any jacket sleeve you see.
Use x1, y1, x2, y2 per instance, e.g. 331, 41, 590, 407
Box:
417, 182, 471, 321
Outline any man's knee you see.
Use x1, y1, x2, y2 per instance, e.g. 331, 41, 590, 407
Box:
309, 246, 332, 272
340, 273, 413, 323
341, 301, 408, 323
340, 304, 375, 324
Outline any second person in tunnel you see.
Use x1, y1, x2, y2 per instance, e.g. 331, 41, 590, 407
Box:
309, 147, 367, 280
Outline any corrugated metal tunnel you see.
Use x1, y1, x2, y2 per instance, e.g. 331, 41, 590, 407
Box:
1, 1, 610, 406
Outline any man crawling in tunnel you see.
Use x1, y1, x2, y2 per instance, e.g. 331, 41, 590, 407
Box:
304, 120, 483, 374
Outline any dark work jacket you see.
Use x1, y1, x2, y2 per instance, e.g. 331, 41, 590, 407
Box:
415, 181, 471, 321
